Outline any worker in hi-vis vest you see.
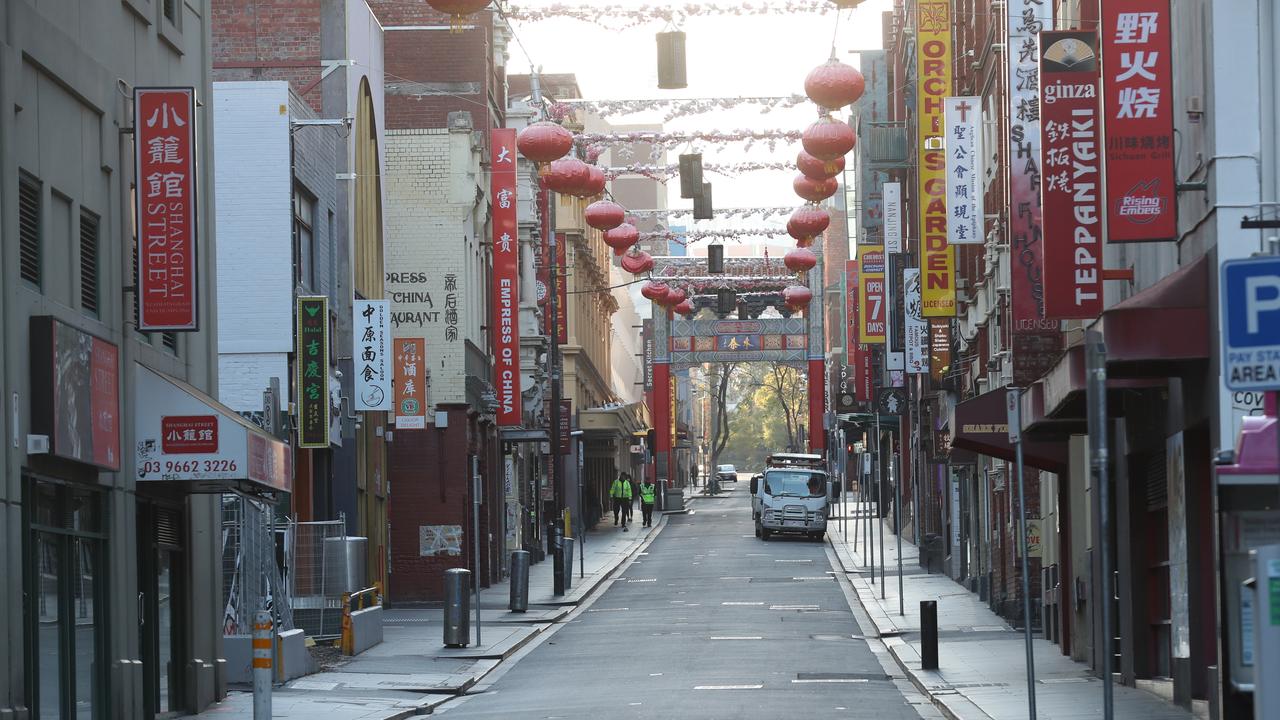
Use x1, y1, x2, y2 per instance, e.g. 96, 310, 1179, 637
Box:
610, 473, 634, 529
639, 478, 657, 528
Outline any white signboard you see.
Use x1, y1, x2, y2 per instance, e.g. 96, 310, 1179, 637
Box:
883, 182, 902, 253
904, 268, 928, 373
1006, 387, 1022, 444
354, 299, 393, 410
945, 97, 983, 245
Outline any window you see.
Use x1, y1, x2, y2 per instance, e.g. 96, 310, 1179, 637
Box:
293, 186, 316, 289
763, 471, 826, 498
162, 0, 177, 23
18, 172, 41, 288
80, 209, 100, 316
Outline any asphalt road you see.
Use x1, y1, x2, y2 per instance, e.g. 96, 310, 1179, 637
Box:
435, 484, 939, 719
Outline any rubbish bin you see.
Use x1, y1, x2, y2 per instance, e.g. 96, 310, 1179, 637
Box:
922, 533, 945, 574
562, 538, 574, 591
443, 568, 471, 647
509, 550, 530, 612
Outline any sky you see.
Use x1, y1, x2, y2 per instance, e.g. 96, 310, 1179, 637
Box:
508, 0, 893, 253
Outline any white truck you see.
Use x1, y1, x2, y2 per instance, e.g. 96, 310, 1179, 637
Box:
751, 453, 830, 541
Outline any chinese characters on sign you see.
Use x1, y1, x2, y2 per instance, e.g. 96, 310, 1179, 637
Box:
944, 97, 983, 245
162, 416, 219, 454
1101, 1, 1176, 241
904, 268, 928, 374
491, 128, 522, 426
858, 246, 887, 344
844, 260, 872, 402
916, 1, 956, 317
1039, 31, 1103, 319
394, 338, 427, 429
857, 51, 889, 246
883, 182, 902, 253
135, 88, 198, 331
296, 296, 330, 448
354, 300, 392, 411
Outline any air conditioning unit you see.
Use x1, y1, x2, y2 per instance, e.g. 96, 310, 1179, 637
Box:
27, 434, 49, 455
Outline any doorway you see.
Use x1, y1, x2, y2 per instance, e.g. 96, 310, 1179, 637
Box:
138, 502, 187, 718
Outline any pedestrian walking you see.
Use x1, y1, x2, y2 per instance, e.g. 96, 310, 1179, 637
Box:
639, 477, 657, 527
610, 473, 633, 528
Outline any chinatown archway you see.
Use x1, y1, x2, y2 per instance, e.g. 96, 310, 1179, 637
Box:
645, 252, 827, 487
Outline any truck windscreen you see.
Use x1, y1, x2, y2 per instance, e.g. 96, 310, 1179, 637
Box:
763, 471, 825, 498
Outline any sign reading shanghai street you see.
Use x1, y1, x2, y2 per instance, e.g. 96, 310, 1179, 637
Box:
296, 296, 330, 448
490, 128, 522, 426
135, 87, 199, 331
916, 0, 956, 317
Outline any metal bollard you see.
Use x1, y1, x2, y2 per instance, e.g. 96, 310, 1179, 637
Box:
252, 609, 273, 720
562, 538, 574, 591
552, 540, 565, 596
920, 600, 939, 670
509, 550, 530, 612
443, 568, 472, 647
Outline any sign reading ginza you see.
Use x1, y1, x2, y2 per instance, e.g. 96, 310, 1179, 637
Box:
354, 299, 392, 411
1039, 30, 1103, 319
1101, 0, 1176, 241
296, 296, 330, 448
916, 0, 955, 317
135, 87, 198, 331
394, 338, 427, 429
944, 97, 983, 245
490, 128, 522, 426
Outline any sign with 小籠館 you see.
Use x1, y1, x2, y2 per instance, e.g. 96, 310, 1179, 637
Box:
394, 338, 427, 429
354, 299, 392, 411
296, 296, 330, 448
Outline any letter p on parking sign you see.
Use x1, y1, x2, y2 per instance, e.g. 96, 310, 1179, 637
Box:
1223, 257, 1280, 390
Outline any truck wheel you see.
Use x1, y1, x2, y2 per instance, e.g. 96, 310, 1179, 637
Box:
761, 529, 771, 541
754, 522, 762, 538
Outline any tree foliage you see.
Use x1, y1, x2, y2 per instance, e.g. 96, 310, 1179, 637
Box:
719, 362, 808, 470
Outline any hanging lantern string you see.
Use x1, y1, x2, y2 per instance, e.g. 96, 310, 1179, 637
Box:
627, 206, 799, 219
549, 95, 810, 121
505, 1, 835, 29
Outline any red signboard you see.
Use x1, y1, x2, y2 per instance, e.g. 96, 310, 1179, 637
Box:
1101, 1, 1176, 242
1039, 31, 1104, 319
135, 87, 198, 331
491, 129, 522, 426
30, 317, 121, 471
551, 233, 568, 344
858, 247, 886, 343
162, 415, 219, 454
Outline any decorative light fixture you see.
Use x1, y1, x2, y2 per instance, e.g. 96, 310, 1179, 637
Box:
603, 223, 641, 255
621, 249, 655, 274
783, 285, 813, 310
787, 206, 831, 245
674, 298, 695, 316
585, 200, 627, 231
580, 164, 607, 197
804, 57, 866, 111
516, 121, 575, 173
801, 116, 856, 162
707, 244, 725, 273
678, 153, 704, 198
657, 30, 688, 89
693, 181, 713, 219
784, 247, 818, 274
426, 0, 491, 30
717, 288, 736, 315
793, 174, 838, 203
796, 150, 845, 180
641, 280, 670, 302
543, 157, 593, 195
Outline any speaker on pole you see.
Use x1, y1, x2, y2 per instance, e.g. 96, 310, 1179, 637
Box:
656, 31, 688, 89
693, 182, 713, 220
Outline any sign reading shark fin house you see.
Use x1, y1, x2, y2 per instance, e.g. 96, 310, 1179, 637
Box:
135, 364, 292, 494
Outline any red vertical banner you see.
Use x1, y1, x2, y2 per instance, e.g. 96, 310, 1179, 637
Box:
808, 359, 826, 452
1039, 31, 1104, 319
490, 129, 521, 425
135, 87, 198, 331
1101, 1, 1176, 241
553, 234, 568, 344
90, 338, 121, 469
653, 362, 671, 455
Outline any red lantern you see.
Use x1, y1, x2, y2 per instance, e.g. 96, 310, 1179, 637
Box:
580, 165, 607, 197
801, 116, 856, 162
793, 174, 839, 203
787, 206, 831, 242
783, 285, 813, 310
664, 287, 687, 307
516, 121, 574, 169
603, 223, 640, 255
797, 150, 845, 180
543, 157, 592, 195
620, 249, 654, 274
585, 200, 626, 231
784, 247, 818, 274
674, 298, 695, 316
641, 281, 669, 302
804, 58, 866, 111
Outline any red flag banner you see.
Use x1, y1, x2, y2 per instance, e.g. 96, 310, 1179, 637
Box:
491, 129, 522, 425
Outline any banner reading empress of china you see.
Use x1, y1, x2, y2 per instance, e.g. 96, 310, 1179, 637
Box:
490, 129, 522, 425
916, 1, 955, 317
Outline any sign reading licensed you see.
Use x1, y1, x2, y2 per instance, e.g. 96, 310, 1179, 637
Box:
916, 1, 955, 317
1039, 31, 1103, 319
135, 87, 198, 331
1101, 1, 1176, 241
491, 129, 522, 426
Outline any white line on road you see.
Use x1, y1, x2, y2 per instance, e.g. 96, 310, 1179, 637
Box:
722, 601, 764, 606
709, 636, 763, 640
774, 559, 812, 563
626, 578, 657, 583
719, 576, 753, 580
587, 607, 629, 612
694, 685, 764, 690
770, 605, 819, 611
791, 679, 870, 684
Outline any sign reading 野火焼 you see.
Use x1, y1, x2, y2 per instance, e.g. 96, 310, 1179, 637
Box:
916, 1, 955, 317
296, 296, 329, 448
394, 338, 427, 429
491, 128, 522, 425
135, 87, 198, 331
858, 246, 886, 344
1101, 1, 1176, 242
944, 97, 983, 245
1039, 31, 1103, 319
354, 300, 392, 411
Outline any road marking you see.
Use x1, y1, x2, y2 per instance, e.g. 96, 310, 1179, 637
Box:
792, 576, 835, 581
771, 605, 820, 611
791, 679, 869, 684
709, 636, 763, 640
745, 553, 771, 557
722, 601, 764, 606
626, 578, 657, 583
628, 702, 642, 705
720, 576, 753, 580
775, 559, 812, 563
650, 673, 663, 676
694, 684, 763, 690
587, 607, 629, 612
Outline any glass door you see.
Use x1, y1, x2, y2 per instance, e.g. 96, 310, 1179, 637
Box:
139, 503, 185, 718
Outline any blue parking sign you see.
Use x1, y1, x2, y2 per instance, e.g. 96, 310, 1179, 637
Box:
1223, 257, 1280, 390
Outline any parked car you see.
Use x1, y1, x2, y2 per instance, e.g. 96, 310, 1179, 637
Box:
716, 464, 738, 483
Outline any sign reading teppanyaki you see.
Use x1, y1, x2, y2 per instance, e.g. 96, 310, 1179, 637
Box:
296, 296, 329, 448
1039, 31, 1103, 319
858, 246, 886, 344
135, 87, 198, 331
916, 1, 955, 317
491, 128, 522, 425
1101, 0, 1176, 241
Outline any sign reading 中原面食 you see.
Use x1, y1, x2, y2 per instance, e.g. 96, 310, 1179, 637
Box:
491, 128, 522, 425
858, 246, 886, 344
135, 87, 199, 331
354, 299, 392, 411
394, 338, 427, 429
1223, 257, 1280, 391
917, 0, 955, 317
945, 97, 983, 245
1101, 0, 1176, 242
296, 296, 329, 448
1039, 30, 1103, 319
904, 268, 928, 374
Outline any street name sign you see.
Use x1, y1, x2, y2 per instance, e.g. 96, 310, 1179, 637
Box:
1223, 257, 1280, 390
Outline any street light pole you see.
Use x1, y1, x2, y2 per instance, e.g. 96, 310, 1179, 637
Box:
1008, 387, 1036, 719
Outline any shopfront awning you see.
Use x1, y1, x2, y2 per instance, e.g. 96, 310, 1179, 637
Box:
580, 402, 650, 437
135, 364, 292, 495
950, 389, 1069, 473
1094, 254, 1210, 378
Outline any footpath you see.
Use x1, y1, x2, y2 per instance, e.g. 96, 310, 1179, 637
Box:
190, 496, 687, 719
827, 501, 1198, 720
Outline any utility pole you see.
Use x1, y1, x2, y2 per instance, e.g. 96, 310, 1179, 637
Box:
708, 364, 720, 495
1008, 387, 1036, 718
1086, 330, 1114, 720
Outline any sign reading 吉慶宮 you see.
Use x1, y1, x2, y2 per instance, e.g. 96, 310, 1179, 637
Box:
296, 296, 330, 448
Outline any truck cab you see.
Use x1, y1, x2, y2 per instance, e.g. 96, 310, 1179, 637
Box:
752, 453, 829, 541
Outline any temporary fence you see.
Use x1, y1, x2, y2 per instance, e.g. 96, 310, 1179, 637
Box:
220, 494, 293, 637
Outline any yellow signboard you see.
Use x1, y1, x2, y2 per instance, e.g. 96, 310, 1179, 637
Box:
917, 0, 955, 317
